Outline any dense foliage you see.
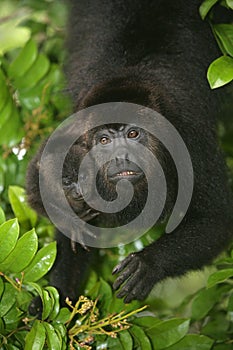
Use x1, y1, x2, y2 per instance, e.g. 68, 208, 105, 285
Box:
0, 0, 233, 349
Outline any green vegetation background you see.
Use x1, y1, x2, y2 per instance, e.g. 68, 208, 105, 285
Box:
0, 0, 233, 349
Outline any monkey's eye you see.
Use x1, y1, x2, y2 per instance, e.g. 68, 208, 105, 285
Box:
62, 177, 71, 187
99, 136, 111, 145
127, 129, 139, 139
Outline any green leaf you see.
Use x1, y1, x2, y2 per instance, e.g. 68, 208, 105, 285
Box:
0, 15, 30, 55
54, 307, 71, 324
41, 289, 54, 320
202, 312, 230, 340
18, 64, 63, 110
45, 286, 60, 320
0, 283, 16, 317
0, 207, 6, 225
108, 295, 140, 314
0, 70, 22, 147
25, 320, 46, 350
165, 334, 213, 350
0, 229, 38, 273
228, 292, 233, 311
226, 0, 233, 9
107, 331, 134, 350
0, 70, 9, 112
3, 302, 23, 327
8, 186, 37, 226
0, 219, 19, 263
119, 330, 133, 350
207, 56, 233, 88
207, 268, 233, 287
53, 323, 67, 348
44, 323, 62, 350
199, 0, 219, 19
29, 283, 53, 320
0, 277, 4, 299
9, 40, 38, 78
213, 345, 233, 350
23, 242, 56, 282
133, 316, 161, 328
16, 290, 33, 312
129, 325, 152, 350
192, 285, 231, 320
147, 318, 190, 350
88, 278, 112, 312
53, 323, 67, 339
13, 54, 50, 90
214, 24, 233, 57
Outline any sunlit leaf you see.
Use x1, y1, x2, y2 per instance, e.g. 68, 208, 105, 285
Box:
207, 268, 233, 287
54, 307, 71, 324
0, 207, 5, 225
25, 320, 46, 350
199, 0, 219, 19
0, 283, 16, 317
23, 242, 56, 282
129, 325, 152, 350
44, 323, 62, 350
0, 21, 30, 55
147, 318, 190, 349
214, 24, 233, 57
207, 56, 233, 88
165, 334, 214, 350
0, 229, 37, 273
0, 278, 4, 299
0, 219, 19, 263
192, 285, 231, 320
0, 70, 22, 147
13, 54, 50, 90
226, 0, 233, 9
8, 186, 37, 227
45, 286, 60, 320
9, 40, 37, 78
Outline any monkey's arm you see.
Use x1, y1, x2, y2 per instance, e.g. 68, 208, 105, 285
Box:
112, 139, 233, 303
112, 212, 232, 303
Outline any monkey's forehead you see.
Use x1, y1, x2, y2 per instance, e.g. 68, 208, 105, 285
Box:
88, 123, 141, 133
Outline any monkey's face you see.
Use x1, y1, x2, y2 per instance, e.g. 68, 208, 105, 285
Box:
92, 124, 148, 185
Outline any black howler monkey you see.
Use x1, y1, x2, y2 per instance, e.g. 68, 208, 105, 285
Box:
26, 0, 233, 305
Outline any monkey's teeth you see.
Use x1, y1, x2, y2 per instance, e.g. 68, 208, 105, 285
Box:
118, 171, 135, 176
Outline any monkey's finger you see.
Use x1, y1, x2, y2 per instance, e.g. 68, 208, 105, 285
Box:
79, 209, 99, 221
116, 270, 145, 301
81, 212, 99, 221
85, 227, 97, 239
112, 253, 136, 275
124, 278, 152, 303
113, 262, 138, 290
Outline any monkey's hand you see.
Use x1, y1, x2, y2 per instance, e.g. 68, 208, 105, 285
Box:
112, 251, 158, 303
79, 208, 99, 222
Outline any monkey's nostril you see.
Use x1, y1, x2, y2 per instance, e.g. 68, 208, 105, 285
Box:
115, 156, 121, 166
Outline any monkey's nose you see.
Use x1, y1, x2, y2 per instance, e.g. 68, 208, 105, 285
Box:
115, 153, 129, 164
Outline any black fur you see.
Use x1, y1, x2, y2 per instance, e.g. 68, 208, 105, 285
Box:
26, 0, 233, 304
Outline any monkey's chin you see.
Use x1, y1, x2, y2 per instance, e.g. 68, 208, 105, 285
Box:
108, 171, 143, 184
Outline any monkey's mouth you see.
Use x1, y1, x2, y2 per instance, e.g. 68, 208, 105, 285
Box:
109, 170, 143, 183
116, 170, 139, 176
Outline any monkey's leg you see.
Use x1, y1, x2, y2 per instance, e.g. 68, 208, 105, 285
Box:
50, 230, 95, 305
